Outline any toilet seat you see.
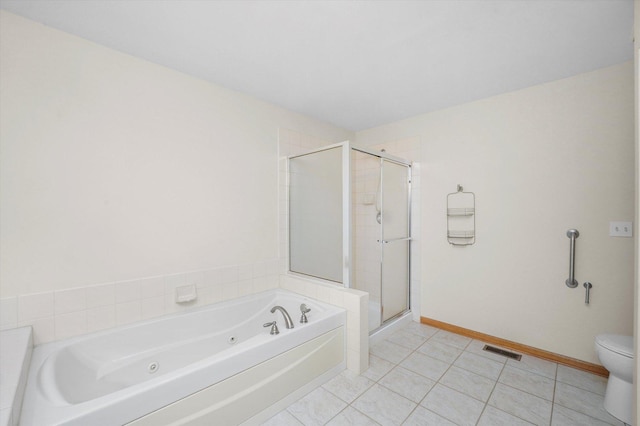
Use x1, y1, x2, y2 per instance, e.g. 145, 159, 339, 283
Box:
595, 334, 633, 358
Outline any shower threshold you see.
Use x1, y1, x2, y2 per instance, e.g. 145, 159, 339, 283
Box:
369, 310, 413, 346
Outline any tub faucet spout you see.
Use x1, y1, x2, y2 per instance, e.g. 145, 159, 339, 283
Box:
270, 306, 294, 329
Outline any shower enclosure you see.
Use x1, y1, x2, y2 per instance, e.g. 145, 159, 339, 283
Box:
289, 142, 411, 333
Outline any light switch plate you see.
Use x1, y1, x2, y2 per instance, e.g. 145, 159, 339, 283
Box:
609, 221, 633, 237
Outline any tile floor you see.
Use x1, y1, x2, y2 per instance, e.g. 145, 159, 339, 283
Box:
261, 321, 624, 426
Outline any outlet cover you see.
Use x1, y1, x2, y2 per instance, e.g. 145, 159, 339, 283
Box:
609, 221, 633, 237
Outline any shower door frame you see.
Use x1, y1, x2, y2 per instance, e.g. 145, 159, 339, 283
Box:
352, 146, 412, 330
287, 142, 412, 328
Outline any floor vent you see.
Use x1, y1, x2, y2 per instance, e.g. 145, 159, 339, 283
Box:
482, 345, 522, 361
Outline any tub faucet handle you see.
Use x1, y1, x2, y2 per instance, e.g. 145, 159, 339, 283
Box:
263, 321, 279, 335
300, 304, 311, 323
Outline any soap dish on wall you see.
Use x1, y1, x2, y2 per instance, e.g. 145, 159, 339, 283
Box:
175, 284, 197, 303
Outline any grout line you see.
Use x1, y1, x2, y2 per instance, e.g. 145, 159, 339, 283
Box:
407, 327, 464, 424
550, 361, 559, 426
476, 356, 507, 425
265, 321, 611, 426
369, 328, 433, 424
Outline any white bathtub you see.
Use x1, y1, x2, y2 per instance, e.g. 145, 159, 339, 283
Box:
20, 289, 346, 425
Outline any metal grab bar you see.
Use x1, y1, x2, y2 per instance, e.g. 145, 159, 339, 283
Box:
377, 237, 412, 244
565, 229, 579, 288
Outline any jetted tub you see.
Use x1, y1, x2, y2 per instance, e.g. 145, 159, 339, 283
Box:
20, 289, 346, 425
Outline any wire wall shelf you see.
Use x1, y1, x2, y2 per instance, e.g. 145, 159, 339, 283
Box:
447, 185, 475, 246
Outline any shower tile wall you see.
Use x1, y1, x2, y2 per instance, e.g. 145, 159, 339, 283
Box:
352, 151, 383, 307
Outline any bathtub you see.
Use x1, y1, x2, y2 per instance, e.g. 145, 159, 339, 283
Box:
20, 289, 346, 425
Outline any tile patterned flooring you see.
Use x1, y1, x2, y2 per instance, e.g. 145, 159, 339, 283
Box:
261, 321, 624, 426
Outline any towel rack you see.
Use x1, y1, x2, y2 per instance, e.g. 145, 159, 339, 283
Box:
447, 185, 475, 245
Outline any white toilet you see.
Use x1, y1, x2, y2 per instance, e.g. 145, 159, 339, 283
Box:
595, 334, 634, 425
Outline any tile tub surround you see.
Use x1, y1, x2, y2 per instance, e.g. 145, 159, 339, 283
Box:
0, 260, 280, 345
1, 259, 370, 377
280, 274, 369, 374
0, 327, 32, 426
262, 321, 624, 426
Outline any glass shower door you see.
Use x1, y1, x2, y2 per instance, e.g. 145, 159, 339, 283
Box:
380, 160, 410, 322
289, 146, 345, 283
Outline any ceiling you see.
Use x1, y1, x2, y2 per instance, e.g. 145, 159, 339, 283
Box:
0, 0, 634, 131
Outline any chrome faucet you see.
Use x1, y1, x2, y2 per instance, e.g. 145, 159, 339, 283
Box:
270, 306, 294, 329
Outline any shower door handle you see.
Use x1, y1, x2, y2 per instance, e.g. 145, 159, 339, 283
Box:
377, 237, 412, 244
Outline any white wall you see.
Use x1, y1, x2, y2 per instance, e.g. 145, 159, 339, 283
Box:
0, 12, 352, 299
357, 62, 635, 364
1, 9, 635, 368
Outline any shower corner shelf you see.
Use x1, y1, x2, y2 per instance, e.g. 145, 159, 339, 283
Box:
447, 185, 475, 246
